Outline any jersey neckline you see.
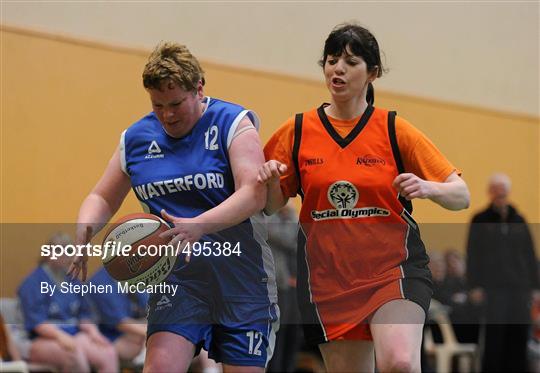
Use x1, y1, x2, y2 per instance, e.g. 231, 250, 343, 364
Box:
317, 103, 375, 149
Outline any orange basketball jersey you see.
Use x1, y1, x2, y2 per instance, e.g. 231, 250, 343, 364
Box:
267, 105, 438, 343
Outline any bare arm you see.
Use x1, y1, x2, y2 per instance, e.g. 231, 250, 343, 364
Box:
69, 147, 131, 280
160, 117, 267, 243
392, 171, 470, 211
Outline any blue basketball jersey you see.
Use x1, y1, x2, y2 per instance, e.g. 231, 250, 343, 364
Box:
120, 97, 276, 303
18, 265, 93, 336
89, 267, 148, 341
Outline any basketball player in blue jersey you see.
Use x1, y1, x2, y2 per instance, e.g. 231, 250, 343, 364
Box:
69, 42, 278, 372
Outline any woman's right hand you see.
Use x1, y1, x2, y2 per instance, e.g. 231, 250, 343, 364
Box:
67, 226, 92, 281
257, 160, 287, 185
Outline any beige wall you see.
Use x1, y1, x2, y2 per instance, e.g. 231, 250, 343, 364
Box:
3, 2, 538, 116
1, 26, 538, 296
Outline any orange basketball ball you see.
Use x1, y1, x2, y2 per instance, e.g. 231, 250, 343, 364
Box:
101, 213, 176, 285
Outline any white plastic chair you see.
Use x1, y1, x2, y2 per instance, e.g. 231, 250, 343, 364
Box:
424, 300, 478, 373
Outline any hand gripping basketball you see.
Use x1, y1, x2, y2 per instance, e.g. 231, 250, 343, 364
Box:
159, 209, 205, 263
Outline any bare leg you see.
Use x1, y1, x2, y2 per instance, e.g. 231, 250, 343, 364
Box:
193, 349, 221, 372
318, 340, 375, 373
75, 332, 119, 373
370, 299, 425, 373
29, 337, 89, 373
114, 333, 145, 361
222, 364, 264, 373
144, 332, 195, 373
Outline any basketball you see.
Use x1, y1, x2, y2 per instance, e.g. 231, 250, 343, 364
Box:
101, 213, 177, 285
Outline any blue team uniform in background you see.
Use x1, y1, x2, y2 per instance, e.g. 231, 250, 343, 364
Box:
120, 97, 278, 367
18, 265, 93, 338
89, 267, 148, 341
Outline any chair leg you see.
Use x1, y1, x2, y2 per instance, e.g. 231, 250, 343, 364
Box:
457, 354, 472, 373
436, 350, 452, 373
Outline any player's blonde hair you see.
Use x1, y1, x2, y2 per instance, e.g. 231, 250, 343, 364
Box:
142, 42, 205, 92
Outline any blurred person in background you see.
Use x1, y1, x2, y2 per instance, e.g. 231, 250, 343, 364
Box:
429, 251, 447, 305
89, 267, 147, 366
0, 312, 28, 373
442, 249, 480, 344
467, 172, 539, 372
18, 232, 118, 373
266, 202, 302, 372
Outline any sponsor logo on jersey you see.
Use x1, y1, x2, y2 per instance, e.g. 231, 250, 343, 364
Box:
311, 180, 390, 221
145, 140, 164, 159
356, 154, 385, 167
133, 172, 225, 201
155, 295, 173, 311
304, 158, 324, 166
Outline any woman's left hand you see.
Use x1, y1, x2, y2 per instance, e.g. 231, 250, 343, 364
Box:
392, 173, 433, 200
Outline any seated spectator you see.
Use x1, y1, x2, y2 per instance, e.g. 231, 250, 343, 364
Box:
429, 250, 448, 304
17, 232, 118, 373
266, 203, 302, 373
1, 312, 29, 372
89, 267, 147, 365
442, 249, 480, 343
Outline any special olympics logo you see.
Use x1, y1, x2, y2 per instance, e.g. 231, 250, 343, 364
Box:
327, 181, 359, 209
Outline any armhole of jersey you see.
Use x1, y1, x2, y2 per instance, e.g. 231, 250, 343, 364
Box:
119, 130, 128, 176
226, 109, 260, 149
387, 111, 413, 214
292, 113, 304, 199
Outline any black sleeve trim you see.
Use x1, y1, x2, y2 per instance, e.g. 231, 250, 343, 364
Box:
388, 111, 413, 214
293, 114, 304, 199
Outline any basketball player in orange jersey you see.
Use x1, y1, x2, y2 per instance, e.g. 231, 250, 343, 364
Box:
259, 23, 470, 372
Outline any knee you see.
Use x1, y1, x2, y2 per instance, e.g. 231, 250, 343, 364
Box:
377, 351, 417, 373
144, 353, 173, 372
96, 345, 119, 370
144, 360, 170, 372
65, 347, 91, 373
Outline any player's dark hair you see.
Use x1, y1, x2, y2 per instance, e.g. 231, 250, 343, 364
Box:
319, 23, 386, 105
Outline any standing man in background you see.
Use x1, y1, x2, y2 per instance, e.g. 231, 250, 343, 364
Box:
467, 172, 539, 372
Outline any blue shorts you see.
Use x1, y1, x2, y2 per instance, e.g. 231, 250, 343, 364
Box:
146, 286, 279, 367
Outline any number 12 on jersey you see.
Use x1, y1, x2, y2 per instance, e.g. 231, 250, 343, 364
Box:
246, 331, 263, 356
204, 125, 219, 150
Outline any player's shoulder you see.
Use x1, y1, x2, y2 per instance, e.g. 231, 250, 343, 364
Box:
393, 114, 421, 136
18, 266, 47, 291
270, 116, 296, 143
126, 112, 161, 135
207, 97, 244, 111
392, 114, 430, 151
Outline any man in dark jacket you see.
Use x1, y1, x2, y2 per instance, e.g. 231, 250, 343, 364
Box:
467, 173, 539, 372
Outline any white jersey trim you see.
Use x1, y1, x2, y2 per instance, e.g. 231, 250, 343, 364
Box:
120, 130, 128, 175
226, 110, 260, 149
202, 96, 211, 116
249, 212, 278, 304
